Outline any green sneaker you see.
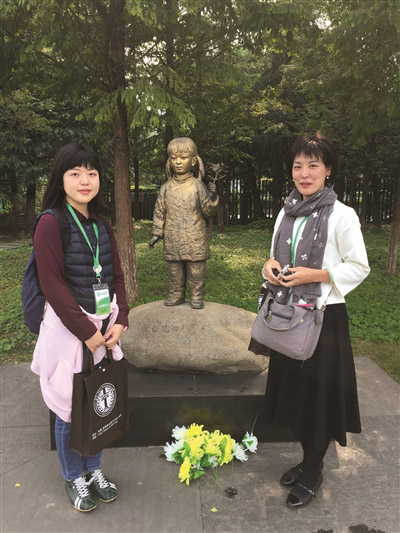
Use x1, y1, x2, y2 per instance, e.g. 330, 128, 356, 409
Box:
65, 476, 96, 512
86, 469, 118, 503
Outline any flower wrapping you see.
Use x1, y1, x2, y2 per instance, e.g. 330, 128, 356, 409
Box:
164, 424, 258, 485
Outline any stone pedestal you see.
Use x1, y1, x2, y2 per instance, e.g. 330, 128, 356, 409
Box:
122, 301, 268, 373
50, 363, 295, 449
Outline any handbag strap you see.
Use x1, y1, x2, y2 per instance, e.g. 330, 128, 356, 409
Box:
319, 287, 332, 311
82, 348, 95, 374
106, 349, 114, 361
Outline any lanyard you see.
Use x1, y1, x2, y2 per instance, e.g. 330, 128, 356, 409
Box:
66, 202, 102, 282
291, 216, 308, 264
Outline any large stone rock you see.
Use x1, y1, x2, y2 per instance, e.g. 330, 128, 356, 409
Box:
122, 300, 268, 373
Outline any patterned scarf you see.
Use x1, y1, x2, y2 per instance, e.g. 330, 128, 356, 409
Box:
268, 186, 337, 304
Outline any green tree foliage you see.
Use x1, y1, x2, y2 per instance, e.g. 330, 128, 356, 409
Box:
1, 0, 398, 276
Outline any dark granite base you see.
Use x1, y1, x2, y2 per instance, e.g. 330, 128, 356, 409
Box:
50, 363, 296, 449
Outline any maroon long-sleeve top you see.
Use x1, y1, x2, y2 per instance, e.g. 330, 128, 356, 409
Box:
33, 208, 129, 341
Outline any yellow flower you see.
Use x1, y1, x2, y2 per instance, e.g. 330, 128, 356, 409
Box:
188, 436, 205, 460
209, 430, 223, 443
204, 439, 221, 456
219, 435, 236, 465
179, 457, 192, 485
185, 423, 204, 439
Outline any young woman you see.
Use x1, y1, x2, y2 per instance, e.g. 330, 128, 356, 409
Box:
257, 132, 370, 508
31, 143, 129, 512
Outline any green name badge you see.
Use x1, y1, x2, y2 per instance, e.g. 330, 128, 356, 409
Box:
93, 283, 111, 315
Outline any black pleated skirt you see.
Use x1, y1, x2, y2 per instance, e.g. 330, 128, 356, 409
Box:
262, 303, 361, 449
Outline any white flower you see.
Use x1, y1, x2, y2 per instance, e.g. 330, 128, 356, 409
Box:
164, 439, 184, 462
209, 456, 219, 467
242, 432, 258, 453
301, 254, 307, 261
286, 238, 291, 245
277, 291, 283, 298
233, 443, 248, 463
292, 199, 298, 204
171, 425, 187, 441
312, 211, 318, 218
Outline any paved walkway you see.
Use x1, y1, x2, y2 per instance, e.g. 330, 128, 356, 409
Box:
0, 238, 31, 251
1, 357, 399, 533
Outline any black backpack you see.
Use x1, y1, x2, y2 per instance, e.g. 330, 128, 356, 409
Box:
21, 207, 110, 334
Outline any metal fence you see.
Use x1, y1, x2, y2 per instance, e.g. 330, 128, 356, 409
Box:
134, 177, 395, 224
227, 176, 395, 224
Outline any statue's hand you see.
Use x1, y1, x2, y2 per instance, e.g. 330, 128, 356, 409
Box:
148, 236, 160, 249
208, 182, 217, 200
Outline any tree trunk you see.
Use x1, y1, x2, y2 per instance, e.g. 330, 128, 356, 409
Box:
360, 135, 377, 232
247, 161, 264, 219
241, 177, 250, 225
108, 0, 138, 304
133, 153, 140, 221
10, 170, 19, 214
164, 0, 175, 151
110, 188, 116, 226
359, 173, 370, 233
112, 97, 138, 303
217, 177, 225, 233
371, 176, 381, 228
25, 180, 36, 224
272, 164, 284, 220
347, 175, 357, 208
385, 173, 400, 276
334, 172, 345, 203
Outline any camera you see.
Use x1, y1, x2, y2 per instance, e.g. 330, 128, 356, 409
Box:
272, 264, 291, 278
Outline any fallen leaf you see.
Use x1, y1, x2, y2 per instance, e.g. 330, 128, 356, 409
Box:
15, 483, 21, 487
210, 507, 218, 512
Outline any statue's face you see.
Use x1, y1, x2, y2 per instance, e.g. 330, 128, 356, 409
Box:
169, 150, 196, 177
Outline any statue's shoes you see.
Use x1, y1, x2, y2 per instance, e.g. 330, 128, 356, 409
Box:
164, 297, 185, 306
190, 300, 204, 309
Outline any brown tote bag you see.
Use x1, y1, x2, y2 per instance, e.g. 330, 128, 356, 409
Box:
70, 349, 129, 457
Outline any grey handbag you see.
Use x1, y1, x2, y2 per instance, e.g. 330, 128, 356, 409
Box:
250, 294, 325, 361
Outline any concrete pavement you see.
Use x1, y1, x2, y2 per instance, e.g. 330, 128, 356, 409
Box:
1, 357, 399, 533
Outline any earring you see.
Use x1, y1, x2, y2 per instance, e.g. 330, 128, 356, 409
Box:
326, 175, 330, 180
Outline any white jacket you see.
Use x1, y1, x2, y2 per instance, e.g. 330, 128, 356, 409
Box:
267, 200, 370, 309
31, 296, 123, 422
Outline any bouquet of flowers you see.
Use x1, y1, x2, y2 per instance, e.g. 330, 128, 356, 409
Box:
164, 424, 258, 485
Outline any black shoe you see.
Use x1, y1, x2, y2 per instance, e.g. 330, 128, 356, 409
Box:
286, 472, 323, 509
280, 461, 324, 488
280, 463, 303, 488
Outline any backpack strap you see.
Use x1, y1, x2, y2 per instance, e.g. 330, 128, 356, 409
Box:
32, 208, 111, 252
32, 207, 70, 252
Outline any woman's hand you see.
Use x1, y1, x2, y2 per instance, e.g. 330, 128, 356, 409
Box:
85, 329, 105, 353
263, 258, 282, 286
104, 324, 125, 350
278, 266, 330, 287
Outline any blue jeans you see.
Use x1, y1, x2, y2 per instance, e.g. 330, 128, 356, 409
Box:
55, 341, 106, 480
55, 415, 102, 480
